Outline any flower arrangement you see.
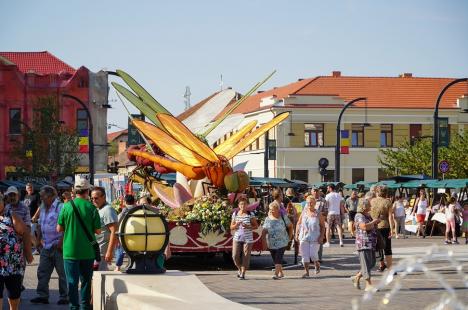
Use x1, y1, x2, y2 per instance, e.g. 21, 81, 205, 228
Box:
184, 194, 233, 235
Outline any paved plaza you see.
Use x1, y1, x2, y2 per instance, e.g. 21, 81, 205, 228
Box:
13, 235, 468, 309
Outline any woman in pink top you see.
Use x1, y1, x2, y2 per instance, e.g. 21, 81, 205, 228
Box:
462, 201, 468, 245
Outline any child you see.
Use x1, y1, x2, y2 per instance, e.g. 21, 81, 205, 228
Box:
463, 202, 468, 245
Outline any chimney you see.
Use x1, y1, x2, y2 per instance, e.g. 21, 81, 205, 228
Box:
257, 90, 264, 94
332, 71, 341, 77
399, 73, 413, 78
297, 78, 304, 81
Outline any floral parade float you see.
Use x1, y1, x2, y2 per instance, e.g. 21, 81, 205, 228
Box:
111, 70, 288, 255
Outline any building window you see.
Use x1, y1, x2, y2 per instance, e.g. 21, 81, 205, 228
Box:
78, 78, 88, 88
9, 109, 21, 134
351, 124, 364, 147
409, 124, 422, 145
77, 109, 88, 134
378, 168, 392, 181
304, 123, 324, 147
352, 168, 365, 184
380, 124, 393, 147
291, 170, 308, 183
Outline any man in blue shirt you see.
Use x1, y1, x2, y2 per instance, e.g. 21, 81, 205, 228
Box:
30, 186, 68, 305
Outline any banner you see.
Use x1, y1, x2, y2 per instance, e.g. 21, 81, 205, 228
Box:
341, 130, 349, 154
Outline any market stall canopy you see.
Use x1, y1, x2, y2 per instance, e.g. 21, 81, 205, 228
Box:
311, 181, 345, 189
400, 179, 438, 188
390, 174, 432, 183
250, 177, 299, 188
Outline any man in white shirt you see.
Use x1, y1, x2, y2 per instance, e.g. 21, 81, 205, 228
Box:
324, 184, 344, 247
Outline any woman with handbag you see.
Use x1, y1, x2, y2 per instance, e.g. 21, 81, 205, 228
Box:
295, 196, 325, 278
0, 193, 27, 310
261, 201, 293, 280
230, 197, 258, 280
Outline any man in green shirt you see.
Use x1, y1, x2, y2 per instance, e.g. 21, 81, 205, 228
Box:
57, 178, 101, 310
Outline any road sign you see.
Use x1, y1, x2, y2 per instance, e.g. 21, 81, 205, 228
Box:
439, 160, 450, 174
438, 117, 449, 147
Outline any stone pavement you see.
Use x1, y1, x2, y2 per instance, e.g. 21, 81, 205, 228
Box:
14, 236, 468, 309
191, 236, 468, 310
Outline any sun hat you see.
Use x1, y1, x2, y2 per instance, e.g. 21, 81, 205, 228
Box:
5, 186, 19, 196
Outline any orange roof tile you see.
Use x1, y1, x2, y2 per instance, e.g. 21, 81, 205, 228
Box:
107, 129, 128, 142
0, 51, 75, 75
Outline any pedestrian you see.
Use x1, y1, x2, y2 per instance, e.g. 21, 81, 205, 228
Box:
4, 187, 34, 271
310, 188, 327, 262
271, 188, 287, 216
61, 192, 72, 203
30, 186, 68, 305
0, 193, 28, 310
261, 201, 293, 280
57, 178, 101, 310
351, 199, 381, 292
230, 197, 259, 280
370, 185, 394, 272
346, 191, 359, 238
295, 196, 325, 278
392, 195, 407, 239
91, 187, 118, 271
442, 197, 459, 245
324, 184, 344, 247
114, 194, 136, 272
22, 183, 40, 255
462, 201, 468, 245
411, 189, 428, 238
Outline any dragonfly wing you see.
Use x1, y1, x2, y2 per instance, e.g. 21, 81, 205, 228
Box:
205, 114, 245, 146
132, 120, 209, 167
223, 112, 289, 159
112, 82, 164, 128
214, 120, 258, 156
157, 114, 219, 163
182, 89, 236, 133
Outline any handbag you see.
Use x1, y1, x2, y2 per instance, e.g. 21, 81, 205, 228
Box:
70, 200, 101, 262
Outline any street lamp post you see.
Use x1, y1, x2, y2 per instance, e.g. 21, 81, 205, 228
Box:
62, 94, 95, 185
334, 97, 367, 182
432, 78, 468, 180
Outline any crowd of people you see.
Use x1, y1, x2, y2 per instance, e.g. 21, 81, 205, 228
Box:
0, 179, 467, 308
230, 184, 468, 292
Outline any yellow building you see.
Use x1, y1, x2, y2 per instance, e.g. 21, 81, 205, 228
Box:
180, 72, 468, 184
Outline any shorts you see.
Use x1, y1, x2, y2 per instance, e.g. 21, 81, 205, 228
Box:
0, 274, 22, 299
378, 228, 392, 256
358, 249, 376, 280
416, 214, 426, 223
348, 211, 357, 222
327, 214, 342, 228
269, 247, 286, 265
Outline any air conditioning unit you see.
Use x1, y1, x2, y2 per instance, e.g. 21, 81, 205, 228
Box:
458, 95, 468, 112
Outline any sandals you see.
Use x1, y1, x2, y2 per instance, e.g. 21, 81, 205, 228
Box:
377, 264, 387, 272
351, 276, 361, 290
315, 265, 320, 274
301, 273, 310, 278
272, 275, 281, 280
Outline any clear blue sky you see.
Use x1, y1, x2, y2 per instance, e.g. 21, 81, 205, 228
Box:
2, 0, 467, 131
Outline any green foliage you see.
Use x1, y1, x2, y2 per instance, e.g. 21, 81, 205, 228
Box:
12, 96, 82, 177
378, 131, 468, 178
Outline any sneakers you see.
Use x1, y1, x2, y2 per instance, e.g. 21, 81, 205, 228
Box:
444, 240, 450, 245
31, 297, 49, 304
340, 242, 344, 247
323, 242, 330, 248
452, 240, 459, 244
57, 299, 69, 305
238, 275, 245, 280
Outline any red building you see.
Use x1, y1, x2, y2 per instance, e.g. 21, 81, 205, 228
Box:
0, 51, 108, 179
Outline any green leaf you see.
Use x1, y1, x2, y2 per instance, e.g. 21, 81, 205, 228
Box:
116, 69, 171, 115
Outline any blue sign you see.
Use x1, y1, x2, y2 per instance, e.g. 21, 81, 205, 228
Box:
439, 160, 450, 174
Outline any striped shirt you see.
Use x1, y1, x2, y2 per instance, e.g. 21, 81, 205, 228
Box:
232, 212, 254, 243
39, 198, 63, 250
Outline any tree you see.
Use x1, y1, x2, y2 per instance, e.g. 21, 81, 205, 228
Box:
378, 130, 468, 179
13, 96, 82, 178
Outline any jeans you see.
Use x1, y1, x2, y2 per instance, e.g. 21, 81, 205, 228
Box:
63, 259, 94, 310
37, 246, 68, 299
115, 245, 125, 267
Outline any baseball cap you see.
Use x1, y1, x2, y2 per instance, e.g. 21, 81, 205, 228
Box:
5, 186, 19, 196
